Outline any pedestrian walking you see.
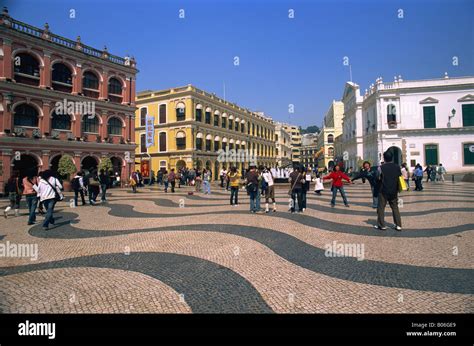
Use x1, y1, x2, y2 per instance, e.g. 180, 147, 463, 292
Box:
413, 164, 424, 191
374, 150, 403, 231
4, 173, 22, 218
22, 170, 38, 225
194, 169, 202, 192
301, 167, 311, 212
288, 166, 304, 213
163, 170, 169, 193
168, 169, 176, 193
424, 165, 433, 182
87, 170, 100, 204
401, 163, 410, 191
220, 167, 227, 188
262, 167, 276, 213
98, 169, 109, 202
245, 165, 260, 213
323, 165, 352, 207
437, 163, 446, 182
202, 169, 211, 194
71, 171, 86, 206
228, 167, 241, 206
33, 170, 63, 229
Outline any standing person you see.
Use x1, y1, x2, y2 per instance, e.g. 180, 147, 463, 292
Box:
168, 168, 176, 193
401, 163, 410, 191
195, 169, 202, 192
87, 170, 100, 204
245, 165, 259, 213
413, 164, 424, 191
301, 167, 311, 212
374, 150, 403, 231
437, 163, 446, 182
36, 171, 45, 215
228, 167, 241, 206
163, 170, 169, 193
351, 161, 379, 208
323, 165, 352, 207
220, 167, 227, 188
33, 170, 63, 230
314, 172, 324, 195
71, 171, 86, 206
149, 170, 155, 186
157, 169, 164, 186
429, 166, 437, 183
202, 169, 211, 194
188, 168, 196, 186
98, 169, 109, 202
22, 170, 38, 225
4, 173, 22, 218
130, 171, 138, 193
137, 170, 143, 187
289, 166, 304, 213
262, 167, 277, 213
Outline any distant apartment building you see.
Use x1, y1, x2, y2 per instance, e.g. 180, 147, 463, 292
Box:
135, 85, 277, 178
275, 122, 292, 167
0, 8, 138, 191
340, 75, 474, 172
281, 123, 301, 163
316, 100, 344, 170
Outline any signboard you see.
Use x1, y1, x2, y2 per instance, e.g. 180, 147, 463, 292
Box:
145, 116, 154, 148
140, 160, 150, 178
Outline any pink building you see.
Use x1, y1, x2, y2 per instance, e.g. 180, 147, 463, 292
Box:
0, 7, 138, 192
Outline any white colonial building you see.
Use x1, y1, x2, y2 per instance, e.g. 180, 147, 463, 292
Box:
339, 75, 474, 173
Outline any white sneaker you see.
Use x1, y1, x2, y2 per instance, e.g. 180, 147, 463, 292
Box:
395, 226, 402, 231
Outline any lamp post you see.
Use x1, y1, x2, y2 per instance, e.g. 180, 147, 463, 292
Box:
447, 108, 456, 128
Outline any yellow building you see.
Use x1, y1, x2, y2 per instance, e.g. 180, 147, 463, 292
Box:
281, 123, 301, 163
135, 85, 277, 178
317, 100, 344, 169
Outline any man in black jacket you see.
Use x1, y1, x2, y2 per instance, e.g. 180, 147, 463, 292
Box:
375, 151, 402, 231
351, 161, 379, 208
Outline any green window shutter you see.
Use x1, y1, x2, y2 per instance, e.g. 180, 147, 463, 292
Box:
423, 106, 436, 128
462, 104, 474, 127
464, 143, 474, 165
425, 145, 438, 165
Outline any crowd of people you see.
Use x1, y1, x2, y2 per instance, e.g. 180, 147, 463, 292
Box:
2, 151, 449, 233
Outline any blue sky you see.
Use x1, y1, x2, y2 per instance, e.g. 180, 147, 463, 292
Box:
6, 0, 474, 127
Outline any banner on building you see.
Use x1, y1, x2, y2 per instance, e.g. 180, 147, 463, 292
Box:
141, 160, 150, 178
145, 115, 154, 148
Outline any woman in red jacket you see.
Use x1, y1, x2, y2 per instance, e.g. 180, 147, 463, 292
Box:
323, 165, 353, 207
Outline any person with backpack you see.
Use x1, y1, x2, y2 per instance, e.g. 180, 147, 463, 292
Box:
323, 165, 352, 207
288, 166, 305, 213
98, 169, 110, 202
4, 173, 22, 218
33, 170, 63, 229
245, 165, 260, 213
374, 150, 403, 231
72, 171, 86, 207
262, 166, 276, 213
22, 170, 38, 225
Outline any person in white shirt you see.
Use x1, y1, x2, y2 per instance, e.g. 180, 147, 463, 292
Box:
314, 172, 324, 195
33, 170, 63, 229
262, 167, 276, 213
220, 168, 227, 188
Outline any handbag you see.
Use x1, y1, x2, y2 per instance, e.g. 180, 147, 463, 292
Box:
45, 178, 64, 202
398, 176, 407, 193
288, 173, 301, 196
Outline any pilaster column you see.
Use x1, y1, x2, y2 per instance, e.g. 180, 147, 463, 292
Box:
1, 149, 13, 192
100, 111, 108, 139
40, 51, 52, 89
73, 151, 82, 171
41, 150, 51, 171
73, 63, 83, 95
100, 71, 108, 100
2, 38, 13, 80
41, 101, 51, 135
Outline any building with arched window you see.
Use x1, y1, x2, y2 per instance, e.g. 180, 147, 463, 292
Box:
316, 100, 344, 170
339, 75, 474, 172
135, 85, 277, 178
0, 8, 138, 191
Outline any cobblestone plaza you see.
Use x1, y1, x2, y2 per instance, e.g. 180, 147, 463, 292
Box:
0, 181, 472, 313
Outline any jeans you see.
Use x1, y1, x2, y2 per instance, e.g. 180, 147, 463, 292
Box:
291, 188, 303, 212
370, 185, 378, 208
74, 189, 86, 206
170, 181, 176, 193
256, 188, 261, 210
331, 186, 348, 205
301, 190, 307, 209
26, 195, 38, 224
249, 189, 258, 212
164, 181, 169, 192
230, 186, 239, 205
414, 177, 423, 190
377, 193, 402, 228
42, 198, 56, 227
101, 184, 107, 201
203, 181, 211, 194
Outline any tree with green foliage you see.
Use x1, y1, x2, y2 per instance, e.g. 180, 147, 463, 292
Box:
57, 154, 77, 179
98, 157, 113, 173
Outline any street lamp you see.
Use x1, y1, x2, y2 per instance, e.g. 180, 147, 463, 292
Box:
447, 108, 456, 128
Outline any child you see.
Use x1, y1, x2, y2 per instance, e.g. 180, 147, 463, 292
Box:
314, 172, 324, 195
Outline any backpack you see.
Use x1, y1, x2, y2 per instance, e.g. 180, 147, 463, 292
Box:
71, 177, 81, 190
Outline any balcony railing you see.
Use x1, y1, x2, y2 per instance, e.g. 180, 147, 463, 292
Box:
4, 13, 134, 68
